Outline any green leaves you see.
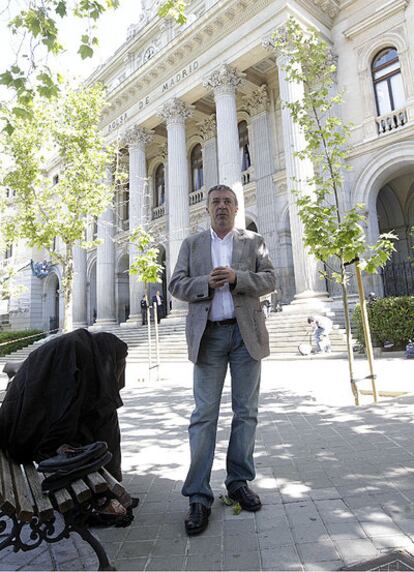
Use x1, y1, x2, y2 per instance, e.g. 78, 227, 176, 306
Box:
272, 17, 396, 281
129, 227, 163, 286
158, 0, 188, 24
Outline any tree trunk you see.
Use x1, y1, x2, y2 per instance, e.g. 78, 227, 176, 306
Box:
62, 244, 74, 332
340, 260, 359, 405
355, 262, 378, 403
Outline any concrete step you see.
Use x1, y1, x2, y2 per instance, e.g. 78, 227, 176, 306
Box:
0, 309, 354, 363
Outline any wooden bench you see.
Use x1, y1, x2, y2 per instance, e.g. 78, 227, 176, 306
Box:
0, 452, 131, 571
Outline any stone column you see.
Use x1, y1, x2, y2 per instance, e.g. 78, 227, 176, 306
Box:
160, 98, 192, 313
72, 242, 87, 328
123, 125, 153, 327
94, 170, 117, 326
204, 65, 245, 228
263, 37, 328, 306
199, 114, 219, 192
244, 86, 278, 265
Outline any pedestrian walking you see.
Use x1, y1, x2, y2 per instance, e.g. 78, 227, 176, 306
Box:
152, 290, 164, 323
307, 315, 333, 353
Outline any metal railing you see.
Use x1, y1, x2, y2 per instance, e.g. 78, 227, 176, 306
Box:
382, 260, 414, 297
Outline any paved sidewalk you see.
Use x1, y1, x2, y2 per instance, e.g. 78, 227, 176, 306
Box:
1, 357, 414, 571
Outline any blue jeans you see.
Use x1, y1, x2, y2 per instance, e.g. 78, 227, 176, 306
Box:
315, 327, 331, 352
182, 322, 261, 508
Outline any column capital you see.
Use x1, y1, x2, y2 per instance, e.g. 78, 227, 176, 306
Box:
123, 125, 153, 149
160, 98, 193, 126
198, 114, 216, 141
203, 64, 244, 97
243, 85, 270, 116
262, 27, 290, 62
159, 142, 168, 162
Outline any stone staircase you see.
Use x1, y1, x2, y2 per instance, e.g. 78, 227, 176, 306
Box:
0, 310, 351, 367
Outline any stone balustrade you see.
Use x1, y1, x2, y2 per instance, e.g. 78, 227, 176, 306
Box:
152, 204, 166, 220
376, 108, 408, 135
189, 188, 205, 205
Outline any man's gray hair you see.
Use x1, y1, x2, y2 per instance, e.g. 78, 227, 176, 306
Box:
207, 185, 238, 206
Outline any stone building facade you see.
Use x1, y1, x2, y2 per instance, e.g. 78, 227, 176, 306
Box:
2, 0, 414, 331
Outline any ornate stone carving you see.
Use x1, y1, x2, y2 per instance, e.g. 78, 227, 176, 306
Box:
203, 64, 244, 95
312, 0, 339, 18
159, 143, 168, 162
123, 125, 153, 148
160, 98, 193, 125
198, 114, 216, 141
243, 85, 270, 115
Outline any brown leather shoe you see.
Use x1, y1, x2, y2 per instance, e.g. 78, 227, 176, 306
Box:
184, 502, 211, 536
228, 485, 262, 512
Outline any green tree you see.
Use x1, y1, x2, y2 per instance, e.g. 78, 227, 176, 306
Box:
272, 18, 396, 404
129, 226, 163, 296
0, 0, 119, 132
1, 83, 113, 331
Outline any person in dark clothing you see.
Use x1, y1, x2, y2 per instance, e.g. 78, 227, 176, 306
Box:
0, 328, 127, 482
140, 294, 148, 326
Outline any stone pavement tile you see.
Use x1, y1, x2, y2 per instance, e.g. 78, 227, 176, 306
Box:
324, 520, 367, 539
114, 557, 148, 570
259, 491, 283, 505
187, 534, 221, 555
333, 538, 380, 565
257, 525, 295, 549
151, 536, 187, 556
223, 532, 259, 553
223, 549, 261, 571
146, 555, 186, 570
126, 524, 160, 540
352, 507, 395, 523
138, 501, 168, 514
303, 560, 344, 571
360, 520, 404, 537
392, 518, 414, 535
93, 525, 131, 543
185, 555, 222, 571
158, 522, 187, 539
260, 546, 303, 571
133, 511, 165, 526
291, 525, 330, 544
371, 535, 414, 550
223, 518, 256, 536
309, 488, 340, 501
297, 538, 340, 563
118, 540, 155, 559
223, 508, 255, 521
280, 483, 311, 503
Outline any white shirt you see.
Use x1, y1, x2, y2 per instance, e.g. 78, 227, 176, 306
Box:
209, 227, 235, 321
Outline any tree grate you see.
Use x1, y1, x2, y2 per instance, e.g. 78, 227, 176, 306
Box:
342, 551, 414, 571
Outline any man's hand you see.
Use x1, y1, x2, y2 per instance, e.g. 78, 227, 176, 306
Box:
208, 266, 236, 289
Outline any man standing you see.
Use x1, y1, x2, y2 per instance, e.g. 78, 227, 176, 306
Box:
140, 294, 148, 326
169, 184, 276, 536
152, 290, 164, 323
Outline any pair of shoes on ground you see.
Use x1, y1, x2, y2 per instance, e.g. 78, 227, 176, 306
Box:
87, 497, 139, 528
185, 485, 262, 536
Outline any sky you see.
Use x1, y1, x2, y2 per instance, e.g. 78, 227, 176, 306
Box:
0, 0, 142, 95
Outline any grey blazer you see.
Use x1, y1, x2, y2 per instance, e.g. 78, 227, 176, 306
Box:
169, 229, 277, 363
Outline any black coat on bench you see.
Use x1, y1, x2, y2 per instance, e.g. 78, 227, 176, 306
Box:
0, 329, 127, 480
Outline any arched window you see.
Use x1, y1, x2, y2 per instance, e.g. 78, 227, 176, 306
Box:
190, 144, 204, 193
154, 164, 165, 207
372, 47, 405, 116
238, 120, 251, 172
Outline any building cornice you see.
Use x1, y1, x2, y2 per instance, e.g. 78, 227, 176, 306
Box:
343, 0, 409, 39
347, 123, 414, 160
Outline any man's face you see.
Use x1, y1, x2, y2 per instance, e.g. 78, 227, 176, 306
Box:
207, 190, 238, 234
